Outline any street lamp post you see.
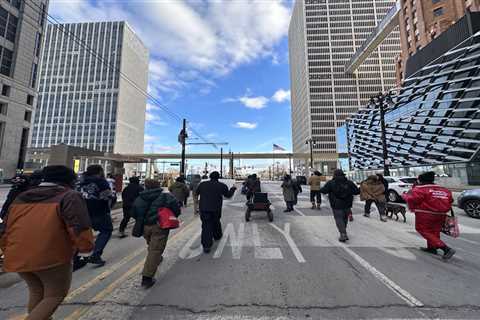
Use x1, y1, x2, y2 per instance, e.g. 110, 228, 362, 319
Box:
305, 138, 316, 171
370, 92, 393, 177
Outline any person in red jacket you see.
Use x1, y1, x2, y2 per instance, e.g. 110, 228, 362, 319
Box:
402, 171, 455, 260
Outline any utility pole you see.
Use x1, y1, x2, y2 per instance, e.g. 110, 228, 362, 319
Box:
220, 147, 223, 178
179, 119, 187, 176
345, 120, 352, 171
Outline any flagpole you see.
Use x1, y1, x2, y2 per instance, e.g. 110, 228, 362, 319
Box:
272, 145, 275, 181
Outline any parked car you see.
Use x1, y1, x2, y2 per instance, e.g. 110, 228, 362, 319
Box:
458, 189, 480, 219
383, 176, 418, 202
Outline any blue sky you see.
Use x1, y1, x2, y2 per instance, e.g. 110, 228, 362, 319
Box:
50, 0, 294, 165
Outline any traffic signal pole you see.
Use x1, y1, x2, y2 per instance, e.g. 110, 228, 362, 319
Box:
180, 119, 187, 176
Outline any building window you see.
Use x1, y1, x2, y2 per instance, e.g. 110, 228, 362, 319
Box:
0, 46, 13, 77
30, 63, 38, 88
0, 121, 5, 156
27, 94, 34, 106
6, 0, 21, 9
34, 32, 42, 57
433, 7, 444, 16
0, 102, 7, 115
24, 110, 32, 122
0, 7, 18, 43
1, 84, 10, 97
39, 3, 46, 27
432, 0, 442, 3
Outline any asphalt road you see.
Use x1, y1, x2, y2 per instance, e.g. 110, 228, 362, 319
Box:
1, 182, 480, 320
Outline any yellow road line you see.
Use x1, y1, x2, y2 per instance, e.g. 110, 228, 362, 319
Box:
64, 218, 199, 320
64, 260, 145, 320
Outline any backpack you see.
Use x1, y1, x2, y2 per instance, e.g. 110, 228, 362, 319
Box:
332, 180, 352, 200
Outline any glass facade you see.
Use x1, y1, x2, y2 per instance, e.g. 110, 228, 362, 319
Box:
347, 31, 480, 183
289, 0, 400, 159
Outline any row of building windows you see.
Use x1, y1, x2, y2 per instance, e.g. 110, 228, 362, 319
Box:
0, 6, 18, 43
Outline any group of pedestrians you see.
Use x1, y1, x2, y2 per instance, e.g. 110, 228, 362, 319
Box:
0, 161, 458, 319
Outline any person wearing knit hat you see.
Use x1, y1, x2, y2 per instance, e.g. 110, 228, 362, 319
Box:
196, 171, 236, 253
1, 165, 93, 319
403, 171, 456, 260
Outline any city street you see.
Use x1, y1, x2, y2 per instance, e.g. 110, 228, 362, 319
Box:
1, 181, 480, 319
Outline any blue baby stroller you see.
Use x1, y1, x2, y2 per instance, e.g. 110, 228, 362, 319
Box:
245, 192, 273, 222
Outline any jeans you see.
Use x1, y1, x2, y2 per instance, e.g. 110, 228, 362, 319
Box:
91, 213, 113, 257
119, 206, 132, 233
200, 211, 223, 249
365, 200, 386, 217
142, 225, 170, 278
310, 190, 321, 204
332, 208, 351, 235
18, 264, 72, 320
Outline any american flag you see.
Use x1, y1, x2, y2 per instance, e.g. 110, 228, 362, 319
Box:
273, 144, 286, 151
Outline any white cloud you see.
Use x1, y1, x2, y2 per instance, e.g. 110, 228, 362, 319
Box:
146, 103, 160, 112
238, 96, 269, 109
50, 1, 291, 76
234, 122, 258, 129
272, 89, 291, 103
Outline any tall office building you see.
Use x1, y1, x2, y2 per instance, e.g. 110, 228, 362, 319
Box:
0, 0, 49, 178
289, 0, 400, 171
396, 0, 480, 82
30, 21, 149, 165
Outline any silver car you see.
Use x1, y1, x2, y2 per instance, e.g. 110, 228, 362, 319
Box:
458, 189, 480, 219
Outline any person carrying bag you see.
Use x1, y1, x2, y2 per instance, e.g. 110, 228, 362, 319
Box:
131, 179, 180, 289
402, 171, 456, 260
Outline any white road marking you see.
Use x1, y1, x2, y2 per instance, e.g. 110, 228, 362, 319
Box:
214, 223, 245, 259
252, 223, 283, 259
340, 244, 424, 307
270, 222, 306, 263
178, 230, 203, 259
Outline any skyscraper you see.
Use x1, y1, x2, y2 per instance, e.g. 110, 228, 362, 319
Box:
396, 0, 480, 82
289, 0, 400, 171
30, 21, 149, 164
0, 0, 49, 178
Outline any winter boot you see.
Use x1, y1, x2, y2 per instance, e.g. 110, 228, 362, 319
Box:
339, 234, 348, 242
420, 247, 438, 255
141, 276, 156, 289
442, 247, 456, 261
88, 255, 106, 267
311, 203, 316, 209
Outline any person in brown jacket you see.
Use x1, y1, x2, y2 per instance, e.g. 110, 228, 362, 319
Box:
360, 175, 387, 222
0, 165, 94, 320
308, 171, 323, 209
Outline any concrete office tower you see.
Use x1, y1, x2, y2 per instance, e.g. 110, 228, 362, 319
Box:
289, 0, 400, 170
31, 21, 149, 161
396, 0, 480, 82
0, 0, 49, 179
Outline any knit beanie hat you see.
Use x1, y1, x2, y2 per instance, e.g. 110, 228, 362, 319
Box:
42, 165, 77, 185
418, 171, 435, 184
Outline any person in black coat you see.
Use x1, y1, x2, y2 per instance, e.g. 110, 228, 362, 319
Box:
196, 171, 236, 253
1, 171, 43, 220
320, 169, 360, 242
119, 176, 144, 237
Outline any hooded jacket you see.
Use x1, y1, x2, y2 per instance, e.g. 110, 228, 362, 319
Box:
168, 181, 190, 203
360, 176, 386, 202
402, 184, 453, 214
0, 183, 94, 272
308, 175, 323, 191
132, 188, 181, 226
320, 176, 360, 210
121, 182, 144, 209
79, 175, 113, 216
